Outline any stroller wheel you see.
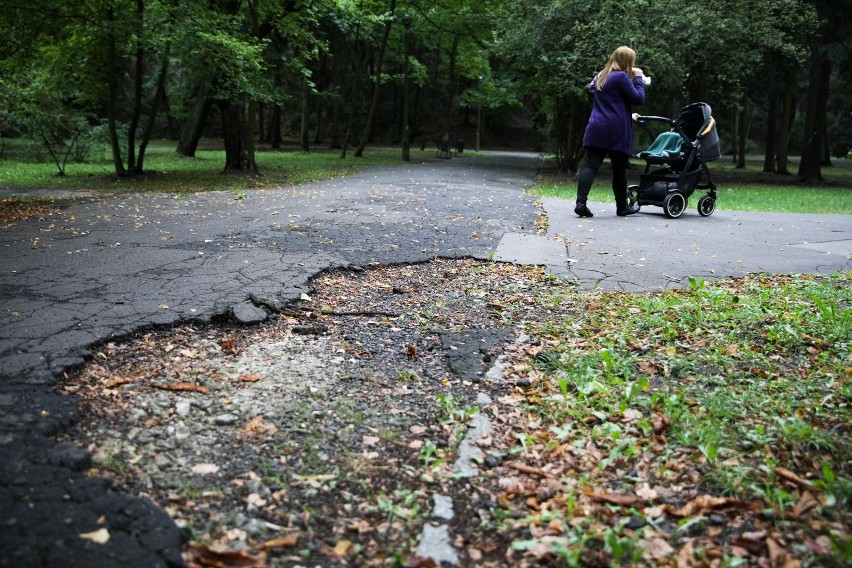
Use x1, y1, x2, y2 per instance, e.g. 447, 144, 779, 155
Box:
663, 192, 686, 218
698, 195, 716, 217
627, 185, 639, 207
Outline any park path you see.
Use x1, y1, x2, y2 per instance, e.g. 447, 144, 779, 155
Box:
1, 151, 850, 566
0, 152, 539, 567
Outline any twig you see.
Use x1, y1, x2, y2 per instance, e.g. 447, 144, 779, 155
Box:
506, 461, 554, 479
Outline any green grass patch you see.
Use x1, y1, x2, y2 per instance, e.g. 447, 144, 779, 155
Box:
0, 139, 433, 195
531, 159, 852, 214
497, 272, 851, 566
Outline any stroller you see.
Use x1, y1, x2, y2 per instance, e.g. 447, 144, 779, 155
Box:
628, 102, 721, 218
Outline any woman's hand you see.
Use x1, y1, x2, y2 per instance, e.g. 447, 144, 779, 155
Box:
632, 67, 644, 78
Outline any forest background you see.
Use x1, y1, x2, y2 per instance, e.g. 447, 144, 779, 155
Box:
1, 0, 850, 183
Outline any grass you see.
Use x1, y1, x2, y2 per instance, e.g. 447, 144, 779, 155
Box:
495, 271, 852, 566
0, 139, 434, 194
531, 158, 852, 214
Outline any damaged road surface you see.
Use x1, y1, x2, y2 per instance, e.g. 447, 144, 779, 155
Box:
58, 260, 560, 566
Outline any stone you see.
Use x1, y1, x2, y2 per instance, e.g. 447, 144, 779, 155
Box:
232, 303, 268, 325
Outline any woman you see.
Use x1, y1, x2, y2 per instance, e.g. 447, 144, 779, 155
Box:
575, 46, 646, 218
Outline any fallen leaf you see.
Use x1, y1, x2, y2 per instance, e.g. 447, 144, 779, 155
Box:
241, 416, 278, 437
362, 435, 380, 446
239, 373, 263, 383
507, 461, 554, 479
79, 528, 110, 544
152, 382, 208, 394
584, 490, 643, 507
792, 491, 819, 517
640, 537, 674, 562
105, 376, 134, 388
320, 539, 353, 561
665, 495, 745, 517
635, 483, 659, 501
675, 539, 695, 567
776, 467, 816, 491
184, 543, 268, 567
261, 533, 299, 549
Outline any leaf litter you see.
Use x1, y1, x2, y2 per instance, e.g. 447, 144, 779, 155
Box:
59, 262, 850, 567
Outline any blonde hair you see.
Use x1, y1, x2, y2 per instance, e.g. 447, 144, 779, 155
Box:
595, 46, 636, 91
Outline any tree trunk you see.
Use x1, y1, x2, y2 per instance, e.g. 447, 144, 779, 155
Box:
177, 83, 213, 157
246, 98, 257, 165
314, 104, 325, 145
258, 102, 266, 143
763, 86, 777, 173
127, 0, 145, 173
798, 54, 831, 182
106, 7, 126, 176
136, 45, 170, 173
329, 103, 341, 148
736, 106, 748, 169
220, 100, 257, 173
776, 88, 794, 175
354, 0, 396, 158
341, 46, 367, 159
567, 95, 586, 172
270, 105, 281, 149
300, 80, 310, 152
443, 35, 459, 142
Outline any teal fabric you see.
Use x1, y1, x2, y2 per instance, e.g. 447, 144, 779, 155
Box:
638, 132, 682, 158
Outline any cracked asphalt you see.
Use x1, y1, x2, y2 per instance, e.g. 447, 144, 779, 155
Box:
1, 151, 850, 566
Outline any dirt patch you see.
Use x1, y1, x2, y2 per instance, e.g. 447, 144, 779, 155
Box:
59, 258, 565, 566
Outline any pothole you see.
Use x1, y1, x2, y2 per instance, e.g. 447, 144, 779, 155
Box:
57, 258, 570, 566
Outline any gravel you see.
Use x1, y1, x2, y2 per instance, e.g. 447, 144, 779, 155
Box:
58, 258, 565, 566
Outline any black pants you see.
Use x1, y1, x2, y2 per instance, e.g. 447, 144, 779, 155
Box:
576, 147, 630, 211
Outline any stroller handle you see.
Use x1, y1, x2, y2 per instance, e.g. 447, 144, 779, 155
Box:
635, 115, 673, 125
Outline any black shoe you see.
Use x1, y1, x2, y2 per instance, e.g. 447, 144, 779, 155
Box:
616, 204, 640, 217
574, 204, 594, 218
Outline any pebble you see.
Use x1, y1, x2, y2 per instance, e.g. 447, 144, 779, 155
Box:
214, 413, 239, 425
175, 400, 192, 416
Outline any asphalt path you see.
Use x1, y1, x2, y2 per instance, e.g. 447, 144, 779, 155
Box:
1, 151, 850, 566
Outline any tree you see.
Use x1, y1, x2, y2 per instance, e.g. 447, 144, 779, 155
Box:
797, 0, 852, 182
354, 0, 397, 158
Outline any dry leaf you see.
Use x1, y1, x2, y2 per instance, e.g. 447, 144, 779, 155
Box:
583, 489, 643, 507
776, 467, 816, 491
153, 382, 208, 394
105, 376, 134, 388
239, 373, 263, 383
261, 533, 299, 549
676, 539, 695, 567
241, 416, 278, 437
792, 491, 819, 517
666, 495, 744, 517
640, 537, 674, 562
184, 543, 268, 567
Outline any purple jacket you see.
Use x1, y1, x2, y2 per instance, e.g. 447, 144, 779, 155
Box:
582, 70, 645, 156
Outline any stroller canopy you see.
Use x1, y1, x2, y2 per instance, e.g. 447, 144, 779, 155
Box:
675, 102, 721, 161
